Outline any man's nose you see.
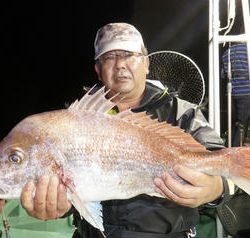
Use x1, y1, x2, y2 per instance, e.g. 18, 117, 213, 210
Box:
114, 56, 127, 67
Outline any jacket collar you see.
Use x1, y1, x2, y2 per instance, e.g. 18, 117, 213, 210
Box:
137, 81, 169, 109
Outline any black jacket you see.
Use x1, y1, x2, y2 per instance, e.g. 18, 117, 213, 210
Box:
70, 82, 228, 238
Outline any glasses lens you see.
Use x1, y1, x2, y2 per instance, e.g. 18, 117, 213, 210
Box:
99, 52, 143, 65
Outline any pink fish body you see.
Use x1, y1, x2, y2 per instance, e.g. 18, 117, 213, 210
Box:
0, 86, 250, 234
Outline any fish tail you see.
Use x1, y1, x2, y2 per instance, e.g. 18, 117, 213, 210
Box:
229, 147, 250, 195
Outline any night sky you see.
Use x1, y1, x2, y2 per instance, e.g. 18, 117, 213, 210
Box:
1, 1, 136, 138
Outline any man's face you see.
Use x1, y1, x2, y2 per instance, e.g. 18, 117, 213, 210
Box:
95, 50, 149, 98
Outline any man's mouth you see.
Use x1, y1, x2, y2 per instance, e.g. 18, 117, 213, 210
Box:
116, 76, 130, 81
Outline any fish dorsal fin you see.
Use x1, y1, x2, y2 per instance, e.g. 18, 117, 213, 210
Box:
68, 85, 207, 153
118, 109, 207, 153
68, 85, 117, 114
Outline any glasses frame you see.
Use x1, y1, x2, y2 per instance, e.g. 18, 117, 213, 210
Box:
98, 51, 144, 65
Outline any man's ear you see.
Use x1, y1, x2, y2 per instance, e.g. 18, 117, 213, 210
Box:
94, 63, 102, 81
145, 56, 150, 74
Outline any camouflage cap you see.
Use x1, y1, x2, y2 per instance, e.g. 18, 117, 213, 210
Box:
94, 22, 145, 60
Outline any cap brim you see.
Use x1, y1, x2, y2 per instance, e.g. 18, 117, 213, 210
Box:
95, 41, 142, 60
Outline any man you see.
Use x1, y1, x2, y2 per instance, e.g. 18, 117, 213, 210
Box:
221, 43, 250, 147
20, 22, 228, 238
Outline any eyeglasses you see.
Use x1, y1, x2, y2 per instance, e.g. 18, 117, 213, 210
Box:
98, 51, 144, 65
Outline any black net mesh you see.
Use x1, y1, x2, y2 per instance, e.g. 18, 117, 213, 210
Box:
147, 51, 205, 105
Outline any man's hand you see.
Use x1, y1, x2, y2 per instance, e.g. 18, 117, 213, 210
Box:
21, 175, 72, 220
154, 165, 223, 208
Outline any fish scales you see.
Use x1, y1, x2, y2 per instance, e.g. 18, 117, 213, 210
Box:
0, 86, 250, 236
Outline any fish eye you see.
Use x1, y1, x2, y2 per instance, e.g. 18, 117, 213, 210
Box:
8, 149, 24, 164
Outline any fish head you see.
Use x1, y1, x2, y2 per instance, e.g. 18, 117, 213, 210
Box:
0, 114, 60, 199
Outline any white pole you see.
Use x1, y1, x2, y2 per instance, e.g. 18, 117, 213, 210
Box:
227, 43, 232, 148
227, 77, 232, 147
209, 0, 215, 129
209, 1, 227, 238
212, 0, 221, 135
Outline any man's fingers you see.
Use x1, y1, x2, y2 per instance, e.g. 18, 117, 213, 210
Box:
57, 183, 71, 216
20, 175, 71, 220
174, 165, 206, 186
46, 176, 59, 218
154, 172, 199, 207
33, 175, 50, 217
20, 180, 35, 215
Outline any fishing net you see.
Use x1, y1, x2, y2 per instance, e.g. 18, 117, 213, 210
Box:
147, 51, 205, 105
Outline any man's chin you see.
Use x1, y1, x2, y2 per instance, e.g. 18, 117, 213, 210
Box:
114, 82, 133, 93
117, 87, 133, 95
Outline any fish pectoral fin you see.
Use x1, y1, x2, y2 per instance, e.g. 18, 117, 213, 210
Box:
148, 192, 165, 198
65, 178, 105, 235
81, 201, 104, 231
70, 191, 104, 232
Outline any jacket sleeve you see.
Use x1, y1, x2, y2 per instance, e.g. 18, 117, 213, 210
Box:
175, 97, 225, 150
189, 109, 225, 150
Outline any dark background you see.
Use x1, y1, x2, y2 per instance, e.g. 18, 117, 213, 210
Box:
0, 0, 242, 139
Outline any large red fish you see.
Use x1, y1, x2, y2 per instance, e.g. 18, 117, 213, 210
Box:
0, 86, 250, 236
